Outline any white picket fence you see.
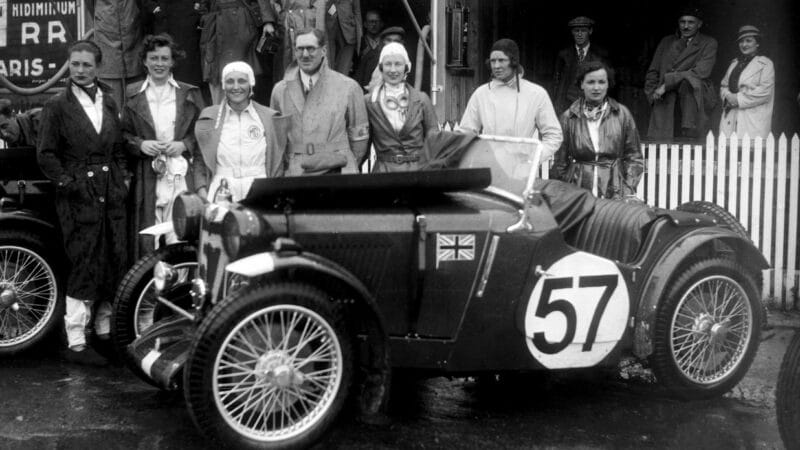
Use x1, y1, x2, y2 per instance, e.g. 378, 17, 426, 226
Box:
634, 133, 799, 308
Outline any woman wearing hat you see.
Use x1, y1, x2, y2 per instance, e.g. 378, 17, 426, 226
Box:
719, 25, 775, 139
194, 61, 287, 202
365, 42, 438, 172
551, 60, 643, 200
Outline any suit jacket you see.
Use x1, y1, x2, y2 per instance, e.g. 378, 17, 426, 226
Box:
719, 55, 774, 139
365, 83, 438, 172
553, 44, 608, 114
194, 101, 288, 183
325, 0, 362, 47
122, 79, 205, 260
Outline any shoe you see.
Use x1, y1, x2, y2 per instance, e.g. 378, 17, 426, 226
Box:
62, 346, 110, 367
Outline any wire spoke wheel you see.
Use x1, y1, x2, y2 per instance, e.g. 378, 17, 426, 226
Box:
670, 275, 752, 384
652, 257, 762, 399
0, 245, 58, 348
133, 262, 197, 337
213, 304, 343, 442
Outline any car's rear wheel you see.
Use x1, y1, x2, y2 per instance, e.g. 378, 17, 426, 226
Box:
0, 230, 63, 356
777, 331, 800, 449
677, 201, 749, 240
184, 282, 352, 450
651, 257, 762, 399
111, 243, 197, 386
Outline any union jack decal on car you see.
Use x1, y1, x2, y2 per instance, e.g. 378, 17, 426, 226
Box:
436, 233, 475, 267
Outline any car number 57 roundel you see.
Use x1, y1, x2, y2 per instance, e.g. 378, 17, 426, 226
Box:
524, 251, 630, 369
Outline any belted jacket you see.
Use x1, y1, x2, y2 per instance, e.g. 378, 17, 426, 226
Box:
364, 83, 438, 172
551, 97, 643, 199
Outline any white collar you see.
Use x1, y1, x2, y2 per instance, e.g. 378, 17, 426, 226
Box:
299, 70, 320, 87
139, 75, 180, 92
576, 43, 591, 53
225, 100, 257, 117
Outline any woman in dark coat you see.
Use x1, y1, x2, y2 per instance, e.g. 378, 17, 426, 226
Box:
365, 42, 438, 172
551, 60, 643, 200
122, 34, 205, 261
37, 40, 129, 364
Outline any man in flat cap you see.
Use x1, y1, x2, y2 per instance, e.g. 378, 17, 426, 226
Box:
644, 6, 718, 139
553, 16, 609, 114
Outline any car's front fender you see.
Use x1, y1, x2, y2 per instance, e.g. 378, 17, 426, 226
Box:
226, 250, 392, 416
633, 228, 769, 359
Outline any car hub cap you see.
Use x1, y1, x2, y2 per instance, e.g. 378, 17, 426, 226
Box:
0, 246, 57, 347
670, 275, 752, 384
134, 262, 197, 337
213, 305, 343, 442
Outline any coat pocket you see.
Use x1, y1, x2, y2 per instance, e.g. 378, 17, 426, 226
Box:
70, 178, 100, 224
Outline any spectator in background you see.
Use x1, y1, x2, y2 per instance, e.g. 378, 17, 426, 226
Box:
144, 0, 204, 88
195, 62, 287, 202
37, 40, 129, 366
458, 38, 562, 161
365, 43, 437, 172
354, 10, 384, 88
271, 28, 369, 175
0, 100, 40, 147
89, 0, 144, 109
325, 0, 362, 75
198, 0, 277, 104
644, 6, 717, 139
719, 25, 774, 139
551, 61, 643, 200
553, 16, 609, 114
122, 34, 205, 260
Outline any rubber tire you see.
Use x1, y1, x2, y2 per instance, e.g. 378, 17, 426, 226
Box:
0, 229, 64, 356
777, 331, 800, 450
110, 243, 196, 387
650, 257, 762, 399
184, 281, 353, 450
677, 201, 749, 240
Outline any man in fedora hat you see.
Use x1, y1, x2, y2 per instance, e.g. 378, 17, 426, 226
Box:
644, 6, 718, 140
553, 16, 609, 114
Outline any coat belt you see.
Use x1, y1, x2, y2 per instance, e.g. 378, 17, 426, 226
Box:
289, 141, 349, 156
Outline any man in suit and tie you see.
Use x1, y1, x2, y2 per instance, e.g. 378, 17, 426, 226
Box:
553, 16, 608, 114
644, 6, 718, 139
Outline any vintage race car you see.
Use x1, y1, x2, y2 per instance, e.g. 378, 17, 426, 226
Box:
112, 137, 768, 449
0, 146, 63, 355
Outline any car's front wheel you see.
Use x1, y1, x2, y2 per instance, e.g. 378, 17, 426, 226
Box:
777, 331, 800, 449
0, 230, 63, 356
184, 282, 353, 449
111, 243, 197, 386
651, 257, 762, 399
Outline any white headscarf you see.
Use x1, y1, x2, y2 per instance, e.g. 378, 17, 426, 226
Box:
379, 42, 411, 73
221, 61, 256, 86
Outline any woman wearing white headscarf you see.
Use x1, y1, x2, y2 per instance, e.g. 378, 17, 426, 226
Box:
364, 42, 438, 172
194, 61, 287, 202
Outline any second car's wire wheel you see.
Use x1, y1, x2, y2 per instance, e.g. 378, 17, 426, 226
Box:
669, 275, 752, 384
212, 304, 344, 442
133, 262, 197, 337
0, 245, 57, 347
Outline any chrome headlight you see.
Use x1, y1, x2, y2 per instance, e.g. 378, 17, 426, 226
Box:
172, 192, 206, 242
153, 261, 177, 292
222, 208, 271, 259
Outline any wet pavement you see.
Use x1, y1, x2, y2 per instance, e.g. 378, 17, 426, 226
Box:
0, 313, 796, 449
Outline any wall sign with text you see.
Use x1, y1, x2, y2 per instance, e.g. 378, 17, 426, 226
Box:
0, 0, 81, 88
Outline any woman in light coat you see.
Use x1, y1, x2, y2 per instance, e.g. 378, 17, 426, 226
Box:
719, 25, 775, 139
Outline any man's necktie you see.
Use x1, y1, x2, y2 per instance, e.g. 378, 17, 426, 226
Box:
578, 47, 586, 62
306, 78, 314, 96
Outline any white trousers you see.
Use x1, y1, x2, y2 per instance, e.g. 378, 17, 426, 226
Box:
65, 296, 112, 349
